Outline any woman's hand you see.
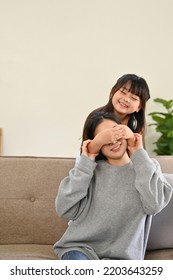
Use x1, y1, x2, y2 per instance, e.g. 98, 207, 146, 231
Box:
128, 133, 143, 155
81, 139, 98, 160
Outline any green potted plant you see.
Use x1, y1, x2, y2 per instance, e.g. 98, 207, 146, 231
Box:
148, 98, 173, 155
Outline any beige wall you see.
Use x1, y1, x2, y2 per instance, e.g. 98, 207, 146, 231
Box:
0, 0, 173, 157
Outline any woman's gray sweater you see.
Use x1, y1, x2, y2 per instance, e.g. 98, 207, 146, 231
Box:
54, 149, 172, 259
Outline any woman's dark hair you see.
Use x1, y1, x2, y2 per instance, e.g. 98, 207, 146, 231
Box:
82, 111, 120, 161
82, 74, 150, 143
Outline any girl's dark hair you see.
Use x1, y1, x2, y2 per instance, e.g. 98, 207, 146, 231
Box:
82, 111, 120, 161
82, 74, 150, 142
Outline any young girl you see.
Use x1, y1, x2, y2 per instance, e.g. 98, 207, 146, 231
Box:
82, 73, 150, 154
54, 112, 172, 260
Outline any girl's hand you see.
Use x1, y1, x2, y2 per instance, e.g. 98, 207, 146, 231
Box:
81, 139, 98, 160
128, 133, 143, 155
113, 125, 136, 147
113, 125, 135, 141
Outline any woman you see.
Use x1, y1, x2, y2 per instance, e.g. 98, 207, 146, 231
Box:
54, 112, 172, 260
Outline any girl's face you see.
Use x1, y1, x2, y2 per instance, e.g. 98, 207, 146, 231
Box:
94, 119, 128, 164
111, 82, 141, 117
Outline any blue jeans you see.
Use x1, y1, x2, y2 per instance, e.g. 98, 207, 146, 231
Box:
61, 250, 90, 260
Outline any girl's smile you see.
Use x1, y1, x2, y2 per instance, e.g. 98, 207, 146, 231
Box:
118, 99, 130, 109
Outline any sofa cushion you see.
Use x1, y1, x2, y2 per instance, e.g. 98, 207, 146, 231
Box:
147, 173, 173, 250
0, 244, 58, 260
145, 248, 173, 260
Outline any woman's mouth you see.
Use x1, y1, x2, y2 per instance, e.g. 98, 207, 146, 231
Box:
111, 143, 121, 152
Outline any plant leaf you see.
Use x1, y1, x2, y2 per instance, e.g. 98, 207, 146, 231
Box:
148, 98, 173, 155
154, 98, 173, 110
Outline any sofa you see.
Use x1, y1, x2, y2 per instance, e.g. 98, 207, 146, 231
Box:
0, 155, 173, 260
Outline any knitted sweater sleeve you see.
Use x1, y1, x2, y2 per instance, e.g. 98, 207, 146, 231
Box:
55, 155, 97, 220
131, 149, 173, 215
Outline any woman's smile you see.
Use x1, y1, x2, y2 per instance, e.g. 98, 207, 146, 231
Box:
110, 142, 121, 152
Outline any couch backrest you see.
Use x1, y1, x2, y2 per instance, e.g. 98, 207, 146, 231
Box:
0, 156, 75, 245
147, 156, 173, 250
151, 156, 173, 173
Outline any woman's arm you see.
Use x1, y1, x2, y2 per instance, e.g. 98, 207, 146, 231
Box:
55, 141, 97, 220
131, 146, 172, 215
